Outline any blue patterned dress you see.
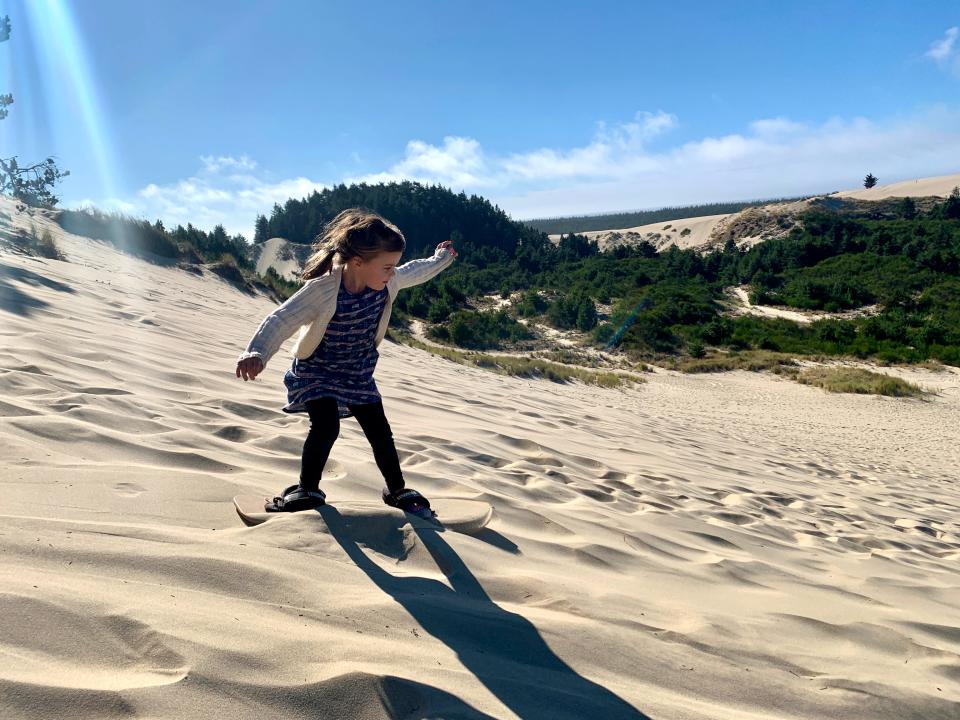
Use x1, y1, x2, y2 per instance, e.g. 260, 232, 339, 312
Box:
282, 280, 388, 419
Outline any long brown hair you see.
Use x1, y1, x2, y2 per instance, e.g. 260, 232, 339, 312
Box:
301, 208, 406, 280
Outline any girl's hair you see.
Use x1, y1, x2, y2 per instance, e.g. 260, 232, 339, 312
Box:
301, 208, 405, 280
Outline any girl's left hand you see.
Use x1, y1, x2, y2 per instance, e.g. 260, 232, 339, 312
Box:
436, 240, 458, 258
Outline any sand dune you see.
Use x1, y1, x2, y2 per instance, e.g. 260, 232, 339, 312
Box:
2, 196, 959, 718
835, 172, 960, 201
549, 214, 731, 253
253, 236, 308, 282
547, 172, 960, 255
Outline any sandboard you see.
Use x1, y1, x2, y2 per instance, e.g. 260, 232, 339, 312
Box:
233, 494, 494, 534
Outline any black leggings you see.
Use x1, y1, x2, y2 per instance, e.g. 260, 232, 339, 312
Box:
299, 397, 405, 494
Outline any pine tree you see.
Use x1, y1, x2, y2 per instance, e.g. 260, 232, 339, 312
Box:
944, 186, 960, 220
253, 214, 269, 243
864, 173, 878, 189
897, 196, 917, 220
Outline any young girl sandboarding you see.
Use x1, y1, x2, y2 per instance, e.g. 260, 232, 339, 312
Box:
235, 208, 458, 517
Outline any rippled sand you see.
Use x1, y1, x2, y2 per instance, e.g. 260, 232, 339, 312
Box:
2, 197, 959, 719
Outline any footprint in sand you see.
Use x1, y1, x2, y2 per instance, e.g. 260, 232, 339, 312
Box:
113, 482, 146, 497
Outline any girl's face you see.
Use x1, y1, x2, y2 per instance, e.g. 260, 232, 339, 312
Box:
354, 251, 402, 290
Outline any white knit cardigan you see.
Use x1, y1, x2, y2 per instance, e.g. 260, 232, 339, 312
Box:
238, 246, 456, 369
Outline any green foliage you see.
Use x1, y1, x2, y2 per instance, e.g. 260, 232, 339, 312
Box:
0, 156, 70, 208
245, 180, 960, 368
260, 266, 300, 299
864, 173, 878, 189
546, 292, 597, 330
941, 187, 960, 220
897, 196, 917, 220
432, 309, 533, 350
515, 290, 547, 317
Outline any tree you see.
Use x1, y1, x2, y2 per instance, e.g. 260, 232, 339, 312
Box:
863, 173, 878, 189
0, 16, 69, 207
253, 214, 269, 243
897, 196, 917, 220
944, 186, 960, 221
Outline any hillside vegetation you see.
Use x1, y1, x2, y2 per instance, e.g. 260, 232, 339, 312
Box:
50, 182, 960, 369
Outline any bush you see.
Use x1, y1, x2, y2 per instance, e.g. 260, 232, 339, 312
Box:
436, 309, 533, 350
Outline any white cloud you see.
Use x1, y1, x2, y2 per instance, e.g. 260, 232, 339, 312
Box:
92, 106, 960, 236
199, 154, 258, 173
345, 136, 493, 188
74, 155, 328, 239
926, 26, 958, 63
926, 27, 960, 78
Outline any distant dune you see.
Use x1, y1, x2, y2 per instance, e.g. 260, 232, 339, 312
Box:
253, 236, 311, 281
835, 172, 960, 201
549, 171, 960, 254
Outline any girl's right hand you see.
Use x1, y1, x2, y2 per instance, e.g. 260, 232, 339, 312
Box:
236, 357, 264, 381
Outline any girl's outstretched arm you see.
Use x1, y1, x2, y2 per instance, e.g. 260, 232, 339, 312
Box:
395, 241, 458, 290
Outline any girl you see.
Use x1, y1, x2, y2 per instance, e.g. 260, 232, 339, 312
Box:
235, 208, 458, 517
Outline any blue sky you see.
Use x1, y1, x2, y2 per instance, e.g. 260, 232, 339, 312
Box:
2, 0, 959, 238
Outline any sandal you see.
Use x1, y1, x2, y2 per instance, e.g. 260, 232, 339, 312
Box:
382, 487, 436, 519
265, 484, 326, 512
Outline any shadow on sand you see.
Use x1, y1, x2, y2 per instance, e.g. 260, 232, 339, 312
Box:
318, 506, 652, 720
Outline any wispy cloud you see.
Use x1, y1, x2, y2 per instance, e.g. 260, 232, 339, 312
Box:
926, 26, 959, 76
926, 26, 958, 62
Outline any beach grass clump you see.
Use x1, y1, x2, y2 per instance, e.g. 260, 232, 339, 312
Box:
796, 367, 929, 397
0, 222, 64, 259
674, 350, 800, 374
24, 223, 63, 259
58, 208, 179, 259
389, 331, 641, 388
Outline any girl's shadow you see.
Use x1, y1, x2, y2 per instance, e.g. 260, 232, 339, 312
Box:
318, 506, 652, 720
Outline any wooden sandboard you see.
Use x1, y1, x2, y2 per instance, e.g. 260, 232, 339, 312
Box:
233, 494, 494, 534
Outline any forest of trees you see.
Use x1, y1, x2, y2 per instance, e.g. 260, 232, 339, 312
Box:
254, 181, 960, 368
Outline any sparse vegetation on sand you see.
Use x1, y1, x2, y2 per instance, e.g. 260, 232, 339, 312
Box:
0, 221, 64, 259
673, 350, 801, 375
796, 367, 929, 398
672, 351, 932, 397
388, 330, 642, 388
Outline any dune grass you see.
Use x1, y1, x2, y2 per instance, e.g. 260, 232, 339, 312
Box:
673, 350, 934, 398
389, 331, 642, 388
673, 350, 801, 375
796, 367, 929, 398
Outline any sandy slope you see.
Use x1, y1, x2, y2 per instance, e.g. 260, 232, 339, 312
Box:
548, 214, 731, 253
835, 173, 960, 201
546, 171, 960, 255
1, 196, 959, 719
